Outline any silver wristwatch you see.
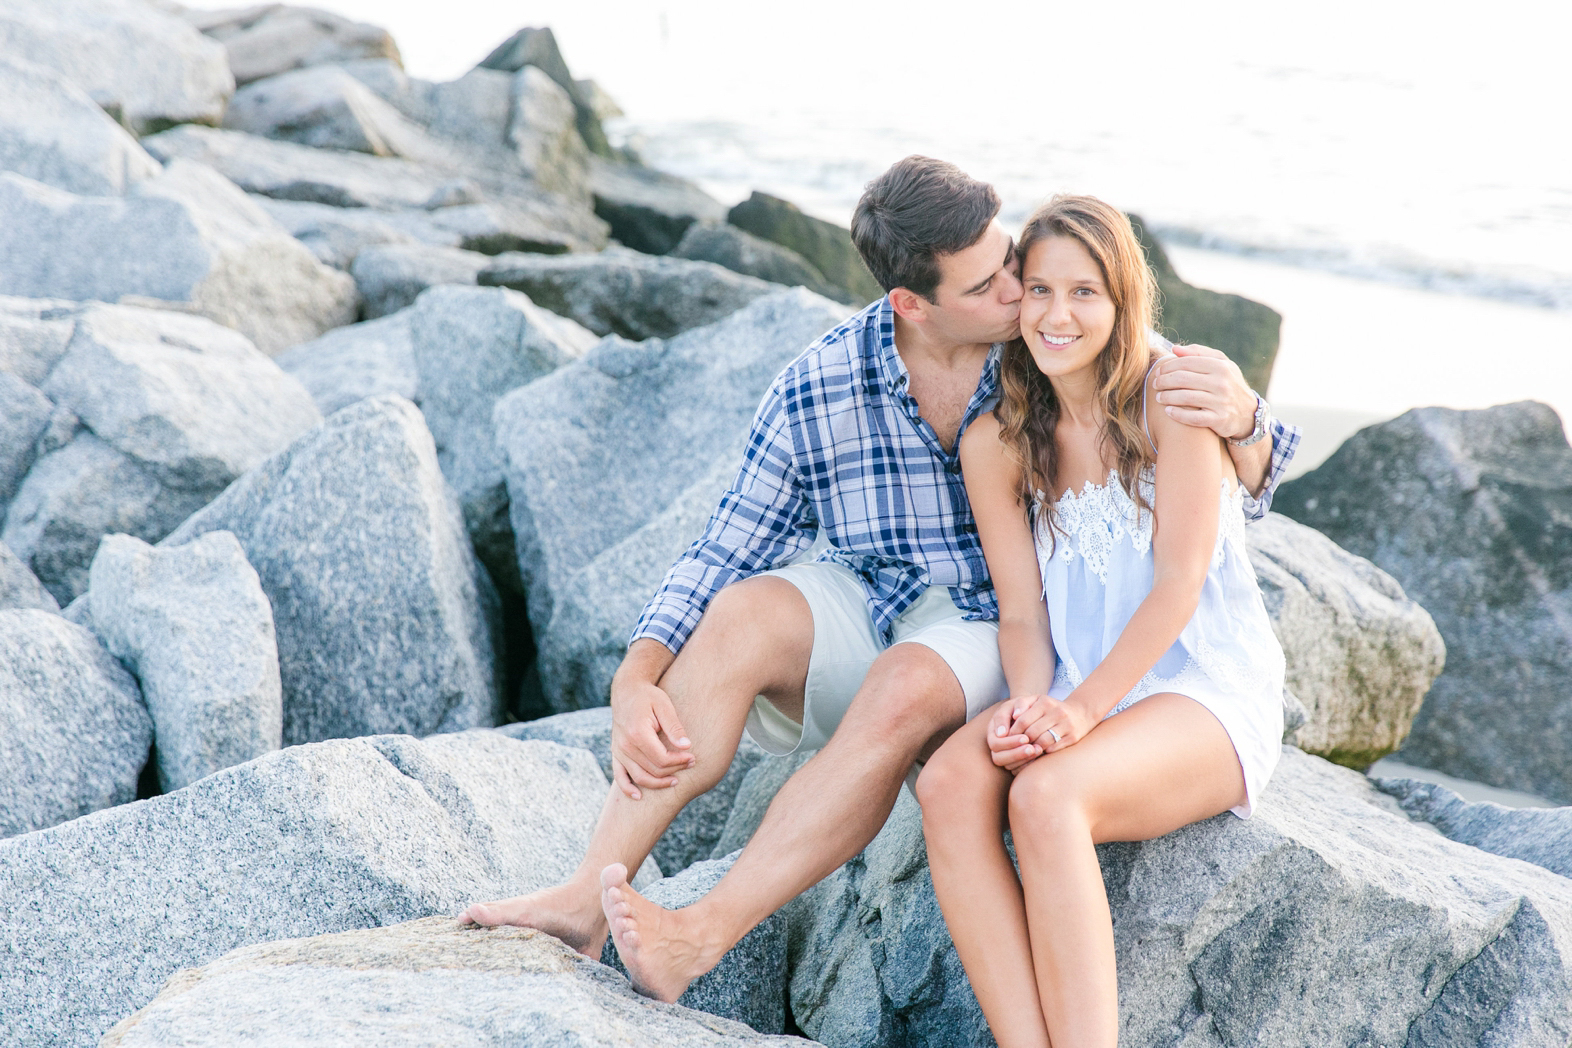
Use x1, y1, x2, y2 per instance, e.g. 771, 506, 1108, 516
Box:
1228, 394, 1271, 448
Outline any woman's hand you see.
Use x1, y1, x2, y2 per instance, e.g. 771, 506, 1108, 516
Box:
986, 697, 1044, 773
1010, 693, 1097, 755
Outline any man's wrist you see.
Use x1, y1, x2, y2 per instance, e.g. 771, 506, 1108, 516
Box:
1228, 394, 1270, 447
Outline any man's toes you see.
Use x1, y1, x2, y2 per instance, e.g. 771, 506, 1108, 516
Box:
600, 862, 629, 890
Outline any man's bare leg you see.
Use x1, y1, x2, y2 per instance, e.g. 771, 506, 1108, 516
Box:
600, 641, 965, 1000
459, 576, 813, 956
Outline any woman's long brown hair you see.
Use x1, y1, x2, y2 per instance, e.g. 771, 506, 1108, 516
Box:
995, 195, 1161, 542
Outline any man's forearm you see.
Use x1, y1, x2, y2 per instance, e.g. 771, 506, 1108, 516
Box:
615, 637, 678, 692
1228, 435, 1273, 498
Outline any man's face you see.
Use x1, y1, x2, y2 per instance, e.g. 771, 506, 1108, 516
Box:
922, 221, 1024, 346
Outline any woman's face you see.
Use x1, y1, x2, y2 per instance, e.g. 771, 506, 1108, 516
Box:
1018, 234, 1117, 382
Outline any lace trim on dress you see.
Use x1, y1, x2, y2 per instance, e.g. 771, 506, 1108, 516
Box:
1034, 468, 1244, 585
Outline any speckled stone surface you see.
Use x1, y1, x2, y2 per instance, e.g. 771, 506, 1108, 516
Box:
103, 918, 814, 1047
0, 733, 658, 1048
0, 607, 150, 839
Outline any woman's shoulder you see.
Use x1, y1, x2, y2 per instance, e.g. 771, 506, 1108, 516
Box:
963, 409, 1003, 444
1140, 351, 1195, 452
959, 410, 1018, 483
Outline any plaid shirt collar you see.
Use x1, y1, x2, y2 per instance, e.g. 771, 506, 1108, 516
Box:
868, 295, 1004, 442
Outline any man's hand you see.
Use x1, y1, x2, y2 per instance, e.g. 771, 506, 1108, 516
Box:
1152, 344, 1256, 442
609, 640, 693, 800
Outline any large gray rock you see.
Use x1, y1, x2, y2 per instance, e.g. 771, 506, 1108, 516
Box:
0, 294, 76, 385
498, 707, 772, 877
2, 433, 208, 605
600, 852, 788, 1035
339, 60, 511, 153
1376, 777, 1572, 881
477, 25, 613, 158
0, 370, 52, 505
590, 158, 728, 255
352, 242, 489, 319
3, 303, 321, 603
674, 221, 850, 304
254, 194, 422, 268
259, 190, 568, 270
0, 608, 150, 839
480, 247, 779, 341
789, 748, 1572, 1048
0, 54, 162, 197
1130, 214, 1282, 393
408, 285, 593, 597
0, 537, 57, 612
274, 308, 415, 415
87, 531, 282, 792
41, 304, 322, 490
223, 64, 429, 158
0, 732, 659, 1048
727, 192, 883, 306
184, 3, 402, 86
145, 123, 600, 252
0, 0, 233, 135
102, 918, 806, 1048
536, 447, 741, 712
1248, 512, 1446, 767
0, 160, 359, 355
1275, 402, 1572, 803
494, 290, 846, 699
142, 123, 448, 210
506, 66, 588, 199
161, 394, 502, 745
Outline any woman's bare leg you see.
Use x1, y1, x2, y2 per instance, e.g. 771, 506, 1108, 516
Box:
917, 704, 1051, 1048
1009, 693, 1247, 1048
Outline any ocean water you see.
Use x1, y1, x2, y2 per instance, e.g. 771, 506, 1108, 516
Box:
202, 0, 1572, 447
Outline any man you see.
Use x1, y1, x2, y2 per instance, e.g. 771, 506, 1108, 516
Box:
462, 156, 1298, 1001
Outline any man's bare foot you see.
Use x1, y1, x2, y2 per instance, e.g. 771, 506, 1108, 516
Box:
600, 863, 726, 1003
458, 881, 607, 958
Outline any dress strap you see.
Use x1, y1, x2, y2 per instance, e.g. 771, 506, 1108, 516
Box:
1140, 353, 1168, 455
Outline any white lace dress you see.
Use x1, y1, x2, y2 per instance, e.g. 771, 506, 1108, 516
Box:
1034, 469, 1285, 817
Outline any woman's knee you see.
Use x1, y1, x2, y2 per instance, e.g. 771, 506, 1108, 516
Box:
914, 744, 987, 818
1007, 759, 1085, 837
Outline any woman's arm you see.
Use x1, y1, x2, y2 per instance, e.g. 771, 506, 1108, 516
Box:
959, 415, 1056, 768
1019, 370, 1224, 752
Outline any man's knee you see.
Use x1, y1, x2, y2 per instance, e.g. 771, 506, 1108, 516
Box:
858, 644, 964, 730
695, 576, 810, 648
677, 576, 812, 714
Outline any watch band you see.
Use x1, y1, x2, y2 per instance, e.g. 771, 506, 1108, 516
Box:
1228, 394, 1270, 447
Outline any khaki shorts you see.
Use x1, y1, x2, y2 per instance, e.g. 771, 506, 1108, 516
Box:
744, 560, 1007, 757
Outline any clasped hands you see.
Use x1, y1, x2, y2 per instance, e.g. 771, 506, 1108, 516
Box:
609, 678, 694, 800
987, 693, 1097, 773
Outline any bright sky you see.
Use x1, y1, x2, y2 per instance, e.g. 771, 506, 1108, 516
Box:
188, 0, 1569, 129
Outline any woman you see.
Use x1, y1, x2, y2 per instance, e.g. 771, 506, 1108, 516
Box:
914, 195, 1284, 1047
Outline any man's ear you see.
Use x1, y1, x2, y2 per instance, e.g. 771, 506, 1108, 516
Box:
888, 287, 930, 323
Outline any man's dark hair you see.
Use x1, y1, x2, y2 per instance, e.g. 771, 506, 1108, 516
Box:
850, 156, 1001, 302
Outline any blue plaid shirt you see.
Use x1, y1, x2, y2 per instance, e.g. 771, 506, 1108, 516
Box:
632, 297, 1301, 653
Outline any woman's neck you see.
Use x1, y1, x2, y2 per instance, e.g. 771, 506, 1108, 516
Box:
1048, 367, 1102, 428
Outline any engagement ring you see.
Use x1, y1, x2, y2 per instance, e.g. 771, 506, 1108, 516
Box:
1047, 728, 1062, 744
